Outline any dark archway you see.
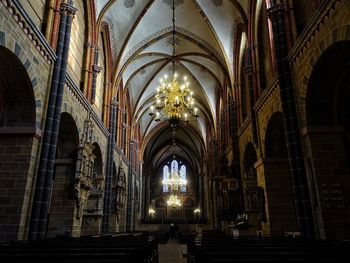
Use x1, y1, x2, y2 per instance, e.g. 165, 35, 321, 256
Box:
47, 113, 79, 237
306, 41, 350, 239
0, 47, 35, 127
0, 47, 36, 242
263, 112, 297, 236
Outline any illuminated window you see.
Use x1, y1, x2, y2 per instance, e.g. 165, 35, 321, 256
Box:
171, 160, 178, 175
163, 165, 170, 192
163, 161, 186, 193
180, 165, 186, 192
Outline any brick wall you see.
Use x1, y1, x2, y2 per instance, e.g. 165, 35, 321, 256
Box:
0, 134, 37, 241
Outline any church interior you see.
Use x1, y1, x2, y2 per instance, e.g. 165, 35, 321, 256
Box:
1, 0, 350, 262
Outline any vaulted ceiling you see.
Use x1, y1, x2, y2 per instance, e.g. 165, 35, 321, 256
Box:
96, 0, 250, 171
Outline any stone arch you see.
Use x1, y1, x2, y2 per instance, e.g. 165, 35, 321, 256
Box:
259, 111, 297, 236
304, 40, 350, 239
47, 112, 79, 238
0, 46, 37, 242
299, 24, 350, 126
0, 46, 35, 127
0, 32, 44, 127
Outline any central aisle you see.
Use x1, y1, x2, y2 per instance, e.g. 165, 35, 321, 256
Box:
158, 239, 187, 263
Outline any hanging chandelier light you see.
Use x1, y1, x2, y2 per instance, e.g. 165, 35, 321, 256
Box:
167, 194, 182, 207
149, 0, 199, 124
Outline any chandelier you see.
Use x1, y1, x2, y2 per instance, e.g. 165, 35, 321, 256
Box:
167, 194, 181, 207
149, 0, 199, 123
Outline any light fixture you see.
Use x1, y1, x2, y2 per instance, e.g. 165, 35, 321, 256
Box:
149, 0, 199, 124
194, 208, 201, 214
167, 194, 181, 207
148, 208, 155, 216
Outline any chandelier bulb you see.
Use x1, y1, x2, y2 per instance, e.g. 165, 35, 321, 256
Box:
174, 73, 178, 79
184, 76, 187, 81
164, 74, 168, 79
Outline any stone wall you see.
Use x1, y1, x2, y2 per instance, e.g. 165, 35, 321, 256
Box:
67, 0, 85, 87
17, 0, 45, 31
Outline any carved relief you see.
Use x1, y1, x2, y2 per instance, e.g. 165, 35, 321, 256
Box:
74, 116, 96, 219
112, 167, 127, 221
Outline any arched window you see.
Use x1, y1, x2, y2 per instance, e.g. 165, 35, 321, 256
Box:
171, 160, 178, 175
163, 160, 186, 193
180, 165, 186, 192
163, 165, 170, 193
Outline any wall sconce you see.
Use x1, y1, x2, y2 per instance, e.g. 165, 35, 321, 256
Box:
148, 208, 155, 217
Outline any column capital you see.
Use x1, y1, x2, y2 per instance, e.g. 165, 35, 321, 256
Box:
266, 3, 285, 18
92, 64, 102, 74
111, 97, 118, 107
60, 3, 77, 17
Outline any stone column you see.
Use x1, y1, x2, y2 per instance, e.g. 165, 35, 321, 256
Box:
139, 161, 144, 220
267, 1, 314, 238
102, 97, 118, 233
126, 141, 135, 231
244, 45, 258, 145
29, 0, 77, 240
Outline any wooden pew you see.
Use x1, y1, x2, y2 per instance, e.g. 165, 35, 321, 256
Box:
187, 232, 350, 263
0, 232, 158, 263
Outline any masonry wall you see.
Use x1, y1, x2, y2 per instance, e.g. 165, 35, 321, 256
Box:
17, 0, 45, 31
47, 162, 76, 238
67, 0, 85, 88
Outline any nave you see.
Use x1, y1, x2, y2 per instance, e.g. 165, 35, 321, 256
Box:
1, 0, 350, 261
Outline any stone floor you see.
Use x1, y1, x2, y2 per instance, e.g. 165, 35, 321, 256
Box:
159, 239, 187, 263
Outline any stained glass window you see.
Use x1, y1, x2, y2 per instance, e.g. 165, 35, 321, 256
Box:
171, 160, 178, 175
180, 165, 186, 192
163, 165, 169, 192
163, 161, 186, 193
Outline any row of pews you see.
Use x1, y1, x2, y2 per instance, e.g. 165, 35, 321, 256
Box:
0, 232, 158, 263
187, 230, 350, 262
